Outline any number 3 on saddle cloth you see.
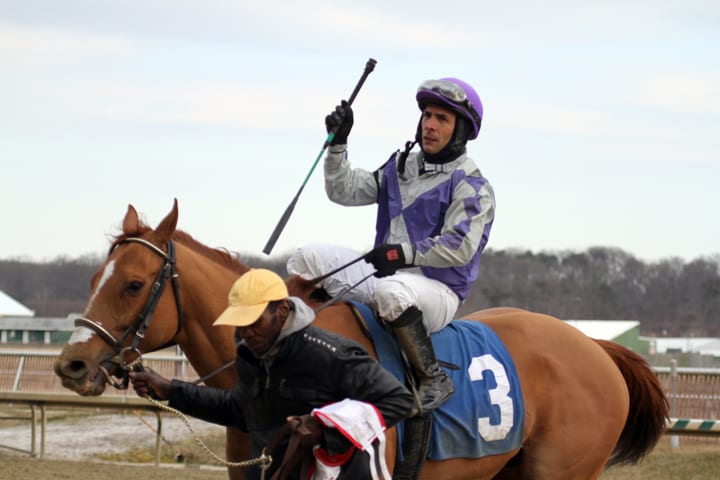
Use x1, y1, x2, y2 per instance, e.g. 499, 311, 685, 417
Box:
350, 302, 525, 460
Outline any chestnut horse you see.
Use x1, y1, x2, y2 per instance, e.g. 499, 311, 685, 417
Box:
54, 201, 668, 480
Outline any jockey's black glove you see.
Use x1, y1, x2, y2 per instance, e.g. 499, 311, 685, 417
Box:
325, 100, 353, 145
364, 244, 409, 278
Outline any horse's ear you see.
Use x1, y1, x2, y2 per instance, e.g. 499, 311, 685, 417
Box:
153, 198, 179, 244
122, 205, 140, 234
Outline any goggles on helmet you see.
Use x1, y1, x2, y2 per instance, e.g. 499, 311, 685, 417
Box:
417, 79, 482, 128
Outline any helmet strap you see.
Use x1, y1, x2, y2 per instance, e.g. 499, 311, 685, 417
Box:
397, 140, 418, 176
450, 116, 472, 151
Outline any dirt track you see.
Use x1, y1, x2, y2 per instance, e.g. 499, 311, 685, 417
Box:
0, 410, 230, 479
0, 456, 227, 480
0, 411, 223, 459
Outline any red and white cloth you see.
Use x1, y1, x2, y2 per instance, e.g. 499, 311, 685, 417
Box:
311, 399, 390, 480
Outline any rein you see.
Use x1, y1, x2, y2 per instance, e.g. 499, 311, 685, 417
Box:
73, 237, 185, 389
305, 252, 375, 313
307, 253, 368, 284
315, 272, 375, 313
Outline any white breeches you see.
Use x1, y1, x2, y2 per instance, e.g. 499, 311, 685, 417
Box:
287, 244, 459, 333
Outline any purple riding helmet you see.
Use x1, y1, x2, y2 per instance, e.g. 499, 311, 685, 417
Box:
416, 77, 483, 139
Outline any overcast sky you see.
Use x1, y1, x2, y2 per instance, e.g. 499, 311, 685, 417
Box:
1, 1, 718, 263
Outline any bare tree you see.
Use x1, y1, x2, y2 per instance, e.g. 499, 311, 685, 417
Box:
2, 249, 719, 336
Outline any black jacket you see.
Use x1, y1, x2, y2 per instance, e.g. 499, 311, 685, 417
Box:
168, 324, 413, 478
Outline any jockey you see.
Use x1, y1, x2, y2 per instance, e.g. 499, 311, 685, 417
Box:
288, 77, 495, 414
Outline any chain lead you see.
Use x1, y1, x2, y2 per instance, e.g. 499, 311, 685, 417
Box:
108, 358, 271, 472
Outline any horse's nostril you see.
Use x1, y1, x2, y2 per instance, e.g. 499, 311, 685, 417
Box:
65, 360, 88, 376
70, 360, 86, 371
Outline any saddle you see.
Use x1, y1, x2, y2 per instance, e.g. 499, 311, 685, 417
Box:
346, 301, 526, 462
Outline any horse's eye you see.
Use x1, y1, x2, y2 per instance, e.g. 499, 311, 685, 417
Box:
124, 281, 144, 296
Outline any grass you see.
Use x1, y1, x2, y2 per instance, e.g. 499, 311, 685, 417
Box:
99, 429, 719, 479
601, 439, 719, 479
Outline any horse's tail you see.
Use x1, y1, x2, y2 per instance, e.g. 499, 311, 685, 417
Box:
595, 339, 669, 467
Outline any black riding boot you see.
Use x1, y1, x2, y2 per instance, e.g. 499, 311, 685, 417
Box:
391, 307, 454, 414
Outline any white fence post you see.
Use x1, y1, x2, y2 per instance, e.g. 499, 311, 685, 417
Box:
13, 355, 26, 391
669, 358, 680, 449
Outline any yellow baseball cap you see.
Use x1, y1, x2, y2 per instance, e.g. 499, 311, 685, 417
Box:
213, 269, 289, 327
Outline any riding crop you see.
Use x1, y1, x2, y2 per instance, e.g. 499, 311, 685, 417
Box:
262, 57, 377, 254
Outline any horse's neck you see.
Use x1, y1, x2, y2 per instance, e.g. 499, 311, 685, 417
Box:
173, 246, 247, 388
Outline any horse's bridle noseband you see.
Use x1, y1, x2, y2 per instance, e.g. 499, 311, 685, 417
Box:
73, 237, 185, 389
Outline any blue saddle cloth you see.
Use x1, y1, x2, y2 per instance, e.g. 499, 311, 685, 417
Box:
351, 302, 525, 460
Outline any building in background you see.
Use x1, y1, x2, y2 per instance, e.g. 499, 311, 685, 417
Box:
0, 290, 71, 345
564, 320, 649, 353
0, 290, 35, 317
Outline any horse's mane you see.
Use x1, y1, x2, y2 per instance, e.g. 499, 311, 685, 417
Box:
173, 230, 250, 274
110, 224, 249, 275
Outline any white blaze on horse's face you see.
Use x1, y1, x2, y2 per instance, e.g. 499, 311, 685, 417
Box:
68, 325, 95, 345
68, 260, 116, 345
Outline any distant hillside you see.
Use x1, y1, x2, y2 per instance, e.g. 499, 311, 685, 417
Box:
0, 252, 281, 318
1, 247, 718, 337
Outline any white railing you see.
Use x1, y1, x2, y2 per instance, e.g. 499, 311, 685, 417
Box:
0, 350, 204, 463
0, 350, 199, 394
0, 351, 718, 463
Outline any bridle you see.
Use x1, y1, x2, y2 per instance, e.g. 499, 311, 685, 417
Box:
73, 237, 185, 389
